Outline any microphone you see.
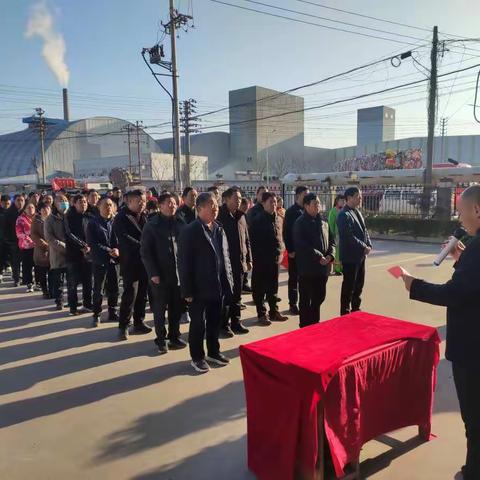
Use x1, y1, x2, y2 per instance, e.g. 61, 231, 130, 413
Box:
433, 227, 467, 266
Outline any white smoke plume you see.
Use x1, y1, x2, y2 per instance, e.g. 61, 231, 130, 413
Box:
25, 1, 69, 87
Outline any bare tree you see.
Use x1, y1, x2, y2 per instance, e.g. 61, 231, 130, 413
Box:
270, 153, 293, 179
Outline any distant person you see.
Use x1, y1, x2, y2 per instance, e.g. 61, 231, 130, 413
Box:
239, 197, 253, 293
31, 201, 52, 299
113, 190, 151, 340
328, 194, 346, 275
246, 185, 267, 226
4, 194, 25, 286
217, 187, 252, 337
141, 192, 187, 354
87, 197, 120, 327
207, 186, 221, 204
293, 193, 335, 327
44, 194, 69, 310
337, 187, 372, 316
146, 198, 160, 220
0, 194, 12, 283
176, 187, 197, 224
111, 187, 122, 207
178, 192, 233, 374
86, 189, 100, 217
250, 192, 288, 325
15, 202, 36, 293
283, 186, 309, 315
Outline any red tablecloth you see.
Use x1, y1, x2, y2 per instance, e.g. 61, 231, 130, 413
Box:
239, 312, 440, 480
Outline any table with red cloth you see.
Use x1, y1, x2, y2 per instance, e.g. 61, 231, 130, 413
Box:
239, 312, 440, 480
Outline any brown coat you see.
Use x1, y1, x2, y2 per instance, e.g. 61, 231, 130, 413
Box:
30, 215, 49, 267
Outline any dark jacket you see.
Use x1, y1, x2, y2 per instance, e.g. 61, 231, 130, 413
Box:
249, 210, 282, 267
246, 202, 263, 227
31, 215, 49, 267
141, 214, 185, 286
337, 205, 372, 264
64, 208, 90, 263
283, 202, 303, 253
86, 204, 99, 218
86, 215, 119, 267
0, 206, 8, 242
293, 212, 335, 277
3, 205, 22, 244
217, 204, 252, 274
175, 204, 196, 225
44, 211, 67, 269
410, 232, 480, 366
113, 207, 146, 276
178, 219, 233, 302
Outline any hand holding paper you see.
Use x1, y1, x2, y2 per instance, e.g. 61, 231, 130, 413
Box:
388, 266, 409, 279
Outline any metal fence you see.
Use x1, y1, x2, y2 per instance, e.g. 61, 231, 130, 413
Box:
282, 184, 466, 219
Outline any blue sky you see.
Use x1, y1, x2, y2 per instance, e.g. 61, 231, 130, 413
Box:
1, 0, 480, 148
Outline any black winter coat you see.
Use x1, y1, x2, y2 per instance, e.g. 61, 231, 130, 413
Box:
175, 204, 196, 225
3, 205, 22, 244
113, 208, 147, 277
217, 204, 252, 274
293, 213, 335, 277
249, 210, 282, 267
64, 208, 89, 263
246, 202, 263, 227
410, 232, 480, 366
86, 215, 119, 267
178, 219, 233, 302
283, 202, 303, 253
140, 214, 185, 287
337, 205, 372, 264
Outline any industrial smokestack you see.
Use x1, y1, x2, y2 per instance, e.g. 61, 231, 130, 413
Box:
62, 88, 70, 122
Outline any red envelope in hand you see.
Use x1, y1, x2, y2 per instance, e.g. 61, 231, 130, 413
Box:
388, 266, 406, 279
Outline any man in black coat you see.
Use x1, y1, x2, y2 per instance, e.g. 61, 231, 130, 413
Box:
175, 186, 197, 225
217, 187, 252, 337
250, 192, 288, 325
178, 192, 234, 374
293, 193, 335, 328
402, 185, 480, 480
113, 189, 151, 340
141, 192, 187, 354
337, 186, 372, 315
86, 197, 120, 327
283, 185, 309, 315
0, 194, 12, 282
246, 185, 267, 227
3, 194, 25, 286
64, 194, 93, 314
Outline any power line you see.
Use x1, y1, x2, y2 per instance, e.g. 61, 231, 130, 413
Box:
209, 0, 420, 46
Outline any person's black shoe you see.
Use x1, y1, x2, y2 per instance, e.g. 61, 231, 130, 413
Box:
92, 314, 100, 327
118, 327, 128, 341
258, 315, 272, 326
191, 359, 210, 373
289, 305, 300, 315
69, 309, 80, 316
206, 352, 230, 366
240, 302, 247, 310
231, 323, 250, 334
168, 337, 188, 350
131, 323, 152, 335
270, 311, 288, 322
107, 310, 119, 323
275, 295, 282, 302
14, 281, 20, 287
154, 338, 168, 354
242, 285, 252, 293
219, 326, 235, 338
55, 303, 63, 311
42, 292, 51, 300
82, 305, 93, 313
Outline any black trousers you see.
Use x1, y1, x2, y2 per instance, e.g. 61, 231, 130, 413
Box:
298, 275, 328, 328
189, 298, 222, 361
452, 362, 480, 479
0, 240, 8, 274
221, 267, 242, 329
92, 263, 119, 316
5, 241, 21, 283
36, 265, 53, 296
119, 271, 147, 328
21, 249, 34, 286
50, 268, 67, 305
150, 283, 182, 344
67, 260, 93, 311
340, 260, 365, 315
252, 262, 279, 317
287, 255, 299, 307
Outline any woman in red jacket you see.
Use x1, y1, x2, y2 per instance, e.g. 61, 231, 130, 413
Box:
15, 202, 36, 292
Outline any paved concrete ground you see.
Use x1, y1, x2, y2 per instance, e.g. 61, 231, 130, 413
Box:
0, 240, 466, 479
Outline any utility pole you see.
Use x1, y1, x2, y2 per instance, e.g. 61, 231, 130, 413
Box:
440, 117, 447, 162
424, 25, 438, 216
35, 107, 46, 184
135, 121, 143, 182
180, 99, 200, 186
123, 124, 133, 176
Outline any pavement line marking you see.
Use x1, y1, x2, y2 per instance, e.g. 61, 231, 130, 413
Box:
369, 254, 433, 269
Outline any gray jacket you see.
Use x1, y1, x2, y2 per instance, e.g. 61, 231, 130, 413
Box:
44, 212, 67, 269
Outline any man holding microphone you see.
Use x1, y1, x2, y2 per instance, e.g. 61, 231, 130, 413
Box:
402, 185, 480, 480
